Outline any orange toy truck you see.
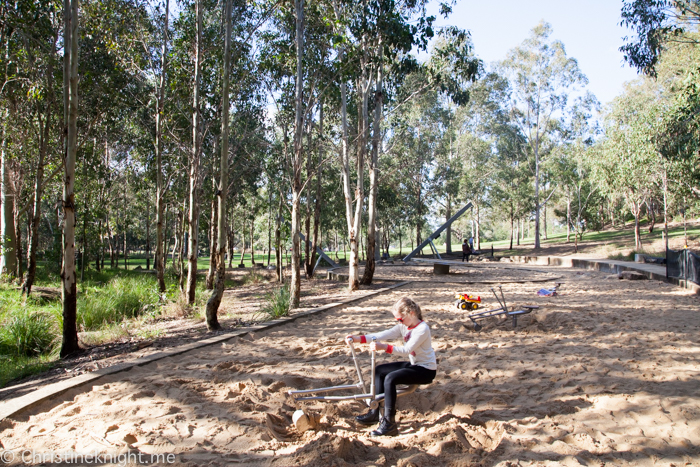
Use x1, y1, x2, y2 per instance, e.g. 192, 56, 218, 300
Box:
454, 293, 481, 310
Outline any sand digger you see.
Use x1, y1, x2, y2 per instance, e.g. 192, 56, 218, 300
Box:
288, 337, 417, 410
465, 286, 539, 331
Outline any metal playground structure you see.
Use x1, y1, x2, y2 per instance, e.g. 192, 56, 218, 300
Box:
465, 286, 539, 331
403, 202, 473, 262
288, 338, 417, 410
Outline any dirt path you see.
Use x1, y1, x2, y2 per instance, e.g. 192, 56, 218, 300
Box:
1, 264, 699, 466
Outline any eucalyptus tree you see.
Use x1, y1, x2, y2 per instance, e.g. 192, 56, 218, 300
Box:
500, 21, 588, 249
449, 72, 509, 250
155, 0, 170, 294
490, 119, 532, 250
0, 0, 62, 283
387, 73, 443, 250
61, 0, 80, 356
204, 0, 232, 331
620, 0, 700, 76
596, 80, 662, 249
184, 0, 204, 305
651, 34, 700, 201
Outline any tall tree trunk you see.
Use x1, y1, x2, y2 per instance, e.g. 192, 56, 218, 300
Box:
398, 225, 402, 256
275, 195, 282, 282
509, 211, 514, 250
0, 116, 16, 276
475, 202, 481, 250
566, 194, 571, 242
14, 202, 22, 281
60, 0, 80, 357
304, 120, 312, 276
361, 40, 382, 285
23, 49, 55, 293
97, 219, 102, 271
267, 188, 272, 266
227, 206, 234, 268
339, 44, 361, 291
633, 199, 641, 250
663, 168, 668, 252
145, 192, 150, 269
310, 100, 323, 276
80, 144, 90, 282
80, 210, 87, 281
123, 180, 127, 269
445, 196, 452, 254
534, 138, 541, 249
289, 0, 304, 308
107, 216, 115, 268
178, 198, 187, 292
250, 218, 256, 266
206, 186, 217, 289
155, 0, 169, 294
239, 226, 245, 266
543, 201, 547, 240
163, 204, 169, 269
186, 0, 203, 305
0, 33, 16, 277
204, 0, 231, 331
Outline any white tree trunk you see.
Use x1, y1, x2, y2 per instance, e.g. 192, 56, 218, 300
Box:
186, 0, 203, 305
289, 0, 305, 307
155, 0, 169, 294
205, 0, 231, 330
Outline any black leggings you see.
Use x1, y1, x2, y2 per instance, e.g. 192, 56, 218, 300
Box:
374, 362, 436, 419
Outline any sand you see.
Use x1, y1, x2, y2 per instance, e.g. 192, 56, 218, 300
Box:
1, 263, 700, 466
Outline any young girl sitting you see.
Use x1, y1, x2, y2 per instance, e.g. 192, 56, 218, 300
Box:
345, 297, 437, 436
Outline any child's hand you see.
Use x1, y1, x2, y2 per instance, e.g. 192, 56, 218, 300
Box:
345, 335, 358, 344
369, 341, 387, 352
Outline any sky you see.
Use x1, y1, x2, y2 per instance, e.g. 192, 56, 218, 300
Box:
426, 0, 641, 105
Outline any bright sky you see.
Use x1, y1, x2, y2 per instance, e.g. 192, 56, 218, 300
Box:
427, 0, 641, 105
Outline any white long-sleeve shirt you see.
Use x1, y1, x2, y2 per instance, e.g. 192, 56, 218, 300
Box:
363, 321, 437, 370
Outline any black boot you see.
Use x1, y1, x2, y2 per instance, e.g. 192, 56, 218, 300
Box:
370, 416, 398, 437
355, 408, 380, 425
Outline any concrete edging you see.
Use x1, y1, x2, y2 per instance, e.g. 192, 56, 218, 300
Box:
508, 255, 700, 295
0, 281, 411, 422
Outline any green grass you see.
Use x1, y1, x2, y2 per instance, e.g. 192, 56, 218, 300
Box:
0, 353, 55, 388
430, 223, 700, 257
0, 262, 265, 388
77, 274, 160, 331
0, 308, 59, 357
255, 285, 291, 321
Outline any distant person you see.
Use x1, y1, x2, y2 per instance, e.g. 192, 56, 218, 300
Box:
462, 239, 472, 262
468, 236, 474, 250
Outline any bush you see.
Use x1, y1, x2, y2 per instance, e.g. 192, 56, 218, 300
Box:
78, 275, 159, 330
0, 310, 58, 357
256, 285, 291, 321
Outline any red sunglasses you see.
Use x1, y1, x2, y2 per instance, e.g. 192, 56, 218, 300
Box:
395, 316, 404, 323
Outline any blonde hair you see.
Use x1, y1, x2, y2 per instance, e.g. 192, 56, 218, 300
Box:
393, 297, 422, 320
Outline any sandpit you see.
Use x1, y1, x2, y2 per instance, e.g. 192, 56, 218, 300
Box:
1, 263, 700, 466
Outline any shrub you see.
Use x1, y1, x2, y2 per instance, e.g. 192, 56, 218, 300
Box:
256, 285, 291, 321
78, 275, 159, 330
0, 310, 58, 357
